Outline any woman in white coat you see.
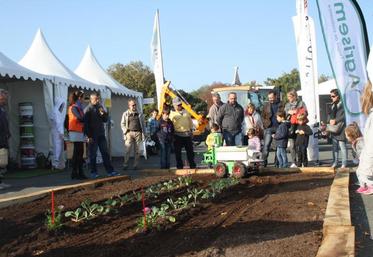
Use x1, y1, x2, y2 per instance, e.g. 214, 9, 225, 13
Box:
356, 81, 373, 195
50, 97, 66, 170
242, 103, 263, 145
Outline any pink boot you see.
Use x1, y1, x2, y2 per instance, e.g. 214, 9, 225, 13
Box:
356, 186, 368, 194
361, 186, 373, 195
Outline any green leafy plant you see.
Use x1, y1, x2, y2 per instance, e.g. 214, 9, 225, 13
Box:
176, 195, 191, 209
132, 191, 143, 202
187, 188, 204, 207
45, 205, 64, 231
103, 199, 118, 215
161, 180, 175, 191
145, 186, 160, 198
80, 199, 104, 219
166, 198, 179, 210
151, 205, 176, 223
116, 194, 133, 207
65, 207, 88, 222
136, 207, 161, 232
181, 176, 193, 186
201, 189, 214, 199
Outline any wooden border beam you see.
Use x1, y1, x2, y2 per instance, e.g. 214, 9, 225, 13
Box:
316, 169, 354, 257
0, 175, 130, 207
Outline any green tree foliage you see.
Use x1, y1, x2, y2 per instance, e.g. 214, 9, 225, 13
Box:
107, 61, 155, 98
264, 69, 300, 101
176, 89, 208, 115
190, 82, 229, 108
318, 74, 331, 83
107, 61, 156, 116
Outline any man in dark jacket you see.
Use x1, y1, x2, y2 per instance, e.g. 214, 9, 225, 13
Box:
261, 90, 284, 166
328, 89, 347, 168
216, 92, 244, 146
0, 90, 10, 189
84, 93, 118, 178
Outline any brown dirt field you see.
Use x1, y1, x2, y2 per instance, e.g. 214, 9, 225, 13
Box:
0, 172, 333, 257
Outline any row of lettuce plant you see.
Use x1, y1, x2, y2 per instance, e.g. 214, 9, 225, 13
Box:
136, 177, 240, 232
45, 176, 194, 231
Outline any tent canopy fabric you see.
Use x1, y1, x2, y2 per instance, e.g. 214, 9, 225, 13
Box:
297, 79, 337, 96
0, 51, 51, 81
75, 46, 142, 98
75, 46, 144, 157
19, 29, 109, 94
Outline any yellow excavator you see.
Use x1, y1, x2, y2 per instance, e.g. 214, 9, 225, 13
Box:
158, 81, 209, 142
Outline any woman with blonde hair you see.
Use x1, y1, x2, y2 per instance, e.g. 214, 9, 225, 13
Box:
285, 89, 307, 168
355, 81, 373, 194
242, 103, 263, 145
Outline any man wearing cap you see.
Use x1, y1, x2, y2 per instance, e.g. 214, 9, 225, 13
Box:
170, 97, 196, 169
208, 93, 223, 129
216, 92, 244, 146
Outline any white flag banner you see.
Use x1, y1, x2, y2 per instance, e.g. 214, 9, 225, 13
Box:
151, 10, 165, 110
316, 0, 369, 128
367, 44, 373, 81
293, 0, 319, 161
232, 66, 241, 86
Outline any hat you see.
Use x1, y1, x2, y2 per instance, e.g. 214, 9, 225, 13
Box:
172, 97, 182, 105
212, 92, 220, 98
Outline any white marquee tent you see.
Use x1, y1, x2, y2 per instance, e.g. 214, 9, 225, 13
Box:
75, 46, 143, 157
0, 51, 53, 160
17, 29, 112, 155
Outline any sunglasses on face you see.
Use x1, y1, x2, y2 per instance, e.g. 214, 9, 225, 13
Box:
131, 104, 137, 107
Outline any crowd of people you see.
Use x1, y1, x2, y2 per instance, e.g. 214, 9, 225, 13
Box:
1, 83, 373, 195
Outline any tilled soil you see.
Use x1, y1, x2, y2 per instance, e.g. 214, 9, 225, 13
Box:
0, 172, 333, 257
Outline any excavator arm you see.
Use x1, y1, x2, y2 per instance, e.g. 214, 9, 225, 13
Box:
158, 81, 209, 136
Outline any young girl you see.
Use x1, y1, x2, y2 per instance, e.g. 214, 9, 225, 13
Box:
345, 122, 364, 162
295, 114, 313, 167
247, 128, 261, 152
355, 81, 373, 195
206, 123, 223, 150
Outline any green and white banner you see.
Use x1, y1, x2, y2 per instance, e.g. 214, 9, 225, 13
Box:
316, 0, 370, 128
293, 0, 319, 161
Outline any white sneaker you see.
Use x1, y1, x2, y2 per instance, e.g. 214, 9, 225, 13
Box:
0, 182, 10, 189
341, 165, 347, 169
290, 163, 298, 168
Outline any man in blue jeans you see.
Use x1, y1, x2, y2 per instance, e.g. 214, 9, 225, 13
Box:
84, 93, 119, 178
261, 90, 284, 167
216, 92, 244, 146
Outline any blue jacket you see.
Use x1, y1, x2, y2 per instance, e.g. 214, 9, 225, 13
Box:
273, 121, 288, 148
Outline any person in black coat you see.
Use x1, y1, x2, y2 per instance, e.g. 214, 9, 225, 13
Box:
84, 93, 118, 178
0, 90, 10, 189
273, 111, 289, 168
328, 89, 347, 168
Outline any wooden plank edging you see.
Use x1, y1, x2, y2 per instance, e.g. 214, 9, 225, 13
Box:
0, 175, 130, 206
140, 166, 335, 176
316, 169, 354, 257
